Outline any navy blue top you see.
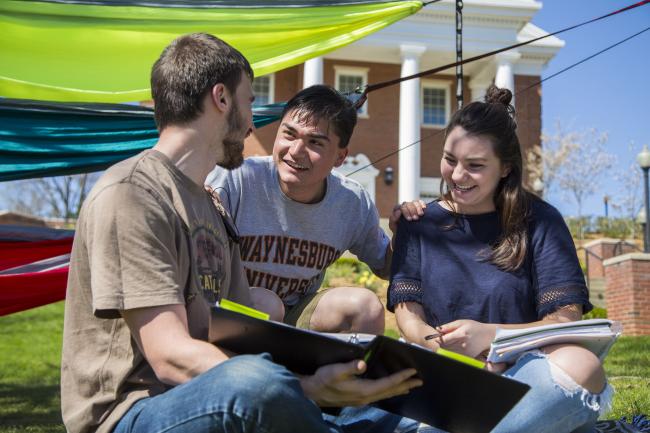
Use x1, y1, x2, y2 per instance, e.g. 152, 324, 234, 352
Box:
388, 199, 592, 326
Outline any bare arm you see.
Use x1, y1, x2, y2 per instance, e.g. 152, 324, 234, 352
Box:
122, 304, 232, 386
394, 301, 442, 351
438, 304, 584, 358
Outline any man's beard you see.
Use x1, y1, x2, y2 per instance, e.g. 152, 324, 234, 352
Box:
218, 102, 246, 170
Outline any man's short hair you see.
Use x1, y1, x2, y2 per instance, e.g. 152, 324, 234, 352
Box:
282, 85, 358, 148
151, 33, 254, 131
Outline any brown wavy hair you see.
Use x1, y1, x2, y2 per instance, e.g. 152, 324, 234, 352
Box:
441, 85, 535, 271
151, 33, 253, 132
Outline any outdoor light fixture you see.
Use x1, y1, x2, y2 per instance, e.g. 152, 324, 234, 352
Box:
636, 145, 650, 253
384, 166, 394, 185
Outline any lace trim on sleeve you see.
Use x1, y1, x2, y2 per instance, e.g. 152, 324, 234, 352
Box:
387, 279, 423, 312
536, 285, 592, 318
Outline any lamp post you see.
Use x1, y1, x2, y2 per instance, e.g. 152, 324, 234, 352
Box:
637, 145, 650, 253
637, 209, 646, 251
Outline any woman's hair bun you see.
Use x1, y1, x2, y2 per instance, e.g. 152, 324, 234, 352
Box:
484, 84, 515, 116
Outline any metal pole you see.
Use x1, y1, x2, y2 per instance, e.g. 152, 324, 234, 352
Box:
643, 167, 650, 253
455, 0, 463, 109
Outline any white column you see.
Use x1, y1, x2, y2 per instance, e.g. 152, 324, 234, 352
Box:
469, 81, 489, 103
494, 52, 521, 106
468, 62, 494, 102
398, 44, 426, 203
303, 57, 324, 88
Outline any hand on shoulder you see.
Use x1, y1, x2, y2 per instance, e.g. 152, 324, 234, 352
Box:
389, 200, 427, 234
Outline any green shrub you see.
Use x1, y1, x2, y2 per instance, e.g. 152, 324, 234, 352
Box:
583, 307, 607, 319
565, 216, 593, 239
594, 216, 642, 240
384, 328, 400, 339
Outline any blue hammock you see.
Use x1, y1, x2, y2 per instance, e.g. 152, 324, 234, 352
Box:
0, 98, 284, 181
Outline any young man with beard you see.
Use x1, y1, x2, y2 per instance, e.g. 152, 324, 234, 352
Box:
207, 85, 425, 334
61, 33, 423, 433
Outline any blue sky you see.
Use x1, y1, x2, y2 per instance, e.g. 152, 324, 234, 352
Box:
530, 0, 650, 217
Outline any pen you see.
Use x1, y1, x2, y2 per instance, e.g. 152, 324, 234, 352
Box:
424, 333, 441, 341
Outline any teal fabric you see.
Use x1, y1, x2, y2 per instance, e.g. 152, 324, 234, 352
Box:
0, 99, 284, 181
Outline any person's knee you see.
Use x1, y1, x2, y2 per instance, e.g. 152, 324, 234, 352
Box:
346, 289, 385, 334
250, 287, 285, 321
210, 354, 300, 407
544, 344, 606, 394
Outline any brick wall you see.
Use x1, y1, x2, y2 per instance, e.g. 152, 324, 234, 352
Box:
0, 212, 47, 227
243, 67, 543, 217
604, 253, 650, 336
325, 59, 403, 217
584, 238, 638, 279
514, 75, 541, 188
244, 66, 302, 157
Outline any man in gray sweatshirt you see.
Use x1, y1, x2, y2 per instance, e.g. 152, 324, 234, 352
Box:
207, 84, 423, 334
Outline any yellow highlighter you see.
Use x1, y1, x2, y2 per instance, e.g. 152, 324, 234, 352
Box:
218, 298, 270, 321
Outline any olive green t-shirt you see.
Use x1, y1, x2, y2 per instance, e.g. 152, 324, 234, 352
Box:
61, 150, 251, 433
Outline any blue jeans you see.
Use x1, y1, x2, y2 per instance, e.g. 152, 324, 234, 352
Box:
494, 350, 612, 433
417, 351, 613, 433
113, 354, 420, 433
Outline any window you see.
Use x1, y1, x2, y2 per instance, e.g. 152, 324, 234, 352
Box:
335, 66, 369, 117
420, 177, 442, 201
333, 154, 379, 203
422, 81, 450, 127
253, 74, 274, 107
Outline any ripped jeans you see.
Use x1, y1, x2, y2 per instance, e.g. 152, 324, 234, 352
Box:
492, 350, 612, 433
419, 350, 613, 433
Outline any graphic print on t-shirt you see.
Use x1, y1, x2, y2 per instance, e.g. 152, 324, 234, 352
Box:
192, 223, 228, 304
239, 234, 341, 300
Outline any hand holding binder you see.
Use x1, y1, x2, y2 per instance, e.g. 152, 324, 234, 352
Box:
301, 359, 422, 408
211, 305, 530, 433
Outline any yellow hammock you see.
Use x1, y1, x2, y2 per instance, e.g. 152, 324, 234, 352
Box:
0, 0, 421, 103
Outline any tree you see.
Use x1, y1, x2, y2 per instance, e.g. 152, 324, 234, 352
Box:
610, 142, 643, 239
527, 123, 577, 198
529, 122, 615, 238
1, 173, 99, 222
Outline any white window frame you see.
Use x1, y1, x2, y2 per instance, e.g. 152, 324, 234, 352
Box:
420, 177, 442, 201
421, 79, 450, 128
333, 153, 379, 203
334, 66, 369, 118
253, 73, 275, 106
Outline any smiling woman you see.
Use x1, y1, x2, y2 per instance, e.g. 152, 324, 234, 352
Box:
388, 84, 613, 433
440, 128, 509, 216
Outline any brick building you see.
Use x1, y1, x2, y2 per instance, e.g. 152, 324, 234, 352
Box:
242, 0, 562, 217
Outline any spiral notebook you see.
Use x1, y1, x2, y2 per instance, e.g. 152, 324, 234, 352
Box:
487, 319, 622, 364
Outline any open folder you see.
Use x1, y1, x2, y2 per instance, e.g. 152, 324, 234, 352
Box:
211, 306, 530, 433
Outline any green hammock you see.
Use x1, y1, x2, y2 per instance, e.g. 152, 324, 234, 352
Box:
0, 0, 421, 103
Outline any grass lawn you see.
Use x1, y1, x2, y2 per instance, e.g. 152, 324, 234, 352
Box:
0, 302, 65, 433
1, 301, 648, 432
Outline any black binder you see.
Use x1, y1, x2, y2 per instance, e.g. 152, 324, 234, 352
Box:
211, 306, 530, 433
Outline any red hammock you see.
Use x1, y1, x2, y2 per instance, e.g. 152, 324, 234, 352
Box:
0, 236, 73, 316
